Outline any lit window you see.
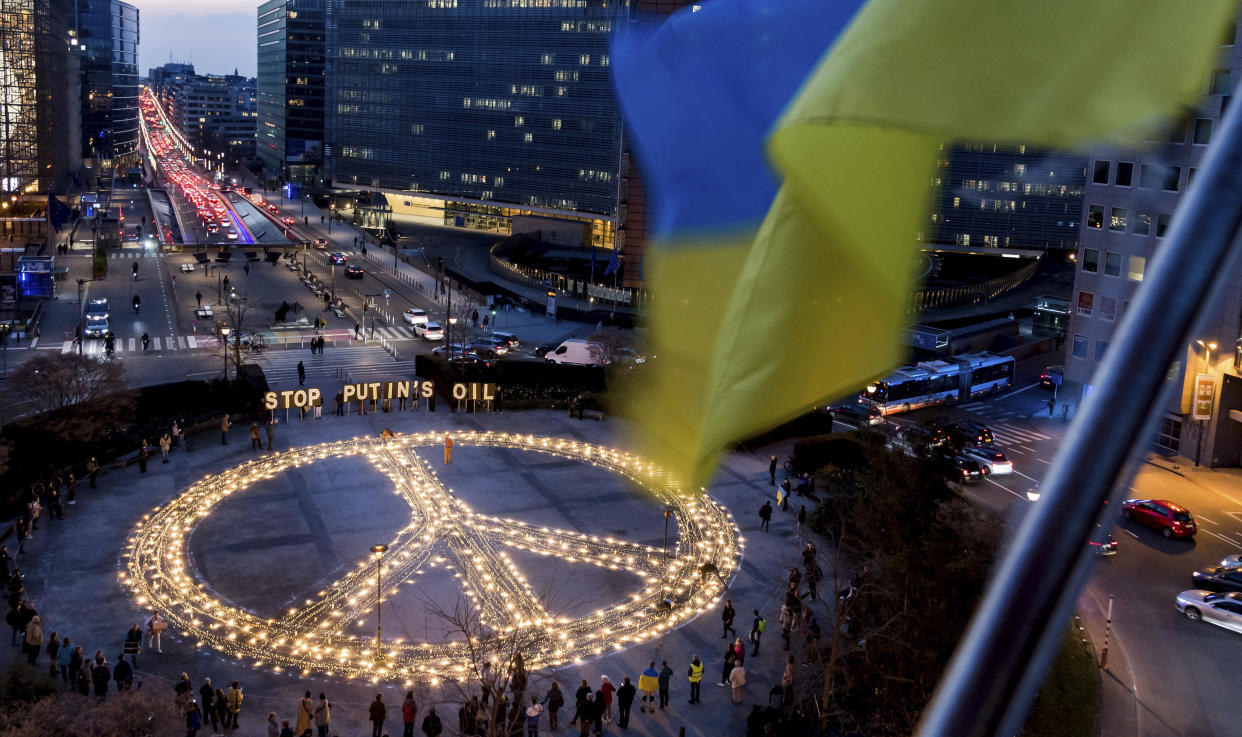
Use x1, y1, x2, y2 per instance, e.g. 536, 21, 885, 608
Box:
551, 118, 561, 130
1109, 207, 1127, 232
1128, 255, 1146, 281
524, 132, 533, 143
514, 116, 524, 126
1086, 205, 1104, 228
1135, 212, 1151, 235
952, 196, 961, 208
1077, 291, 1094, 317
487, 130, 495, 140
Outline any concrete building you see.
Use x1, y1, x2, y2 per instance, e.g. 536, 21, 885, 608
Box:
154, 67, 257, 160
1064, 19, 1242, 465
77, 0, 140, 166
257, 0, 325, 185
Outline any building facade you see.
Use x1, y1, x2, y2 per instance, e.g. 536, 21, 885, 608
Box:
257, 0, 325, 184
154, 68, 257, 160
1064, 21, 1242, 465
926, 143, 1086, 251
324, 0, 632, 249
77, 0, 140, 166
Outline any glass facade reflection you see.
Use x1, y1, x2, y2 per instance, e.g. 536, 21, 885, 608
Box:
257, 0, 325, 182
325, 0, 630, 219
78, 0, 139, 164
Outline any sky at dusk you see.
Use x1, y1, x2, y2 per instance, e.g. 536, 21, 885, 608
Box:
138, 0, 257, 78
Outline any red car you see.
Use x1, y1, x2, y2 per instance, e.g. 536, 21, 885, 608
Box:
1122, 498, 1197, 539
282, 216, 295, 226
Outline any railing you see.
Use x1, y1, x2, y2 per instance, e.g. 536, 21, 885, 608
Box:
909, 259, 1040, 313
487, 243, 649, 312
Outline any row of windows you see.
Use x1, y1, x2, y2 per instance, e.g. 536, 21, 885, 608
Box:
1085, 206, 1171, 236
1090, 160, 1200, 191
1081, 248, 1146, 280
1071, 334, 1111, 362
1077, 290, 1136, 322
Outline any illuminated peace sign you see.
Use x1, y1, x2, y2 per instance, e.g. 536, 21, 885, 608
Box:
123, 431, 743, 684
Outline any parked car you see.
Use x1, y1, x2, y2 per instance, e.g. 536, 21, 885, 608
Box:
470, 337, 510, 358
329, 252, 347, 265
491, 331, 519, 348
345, 264, 364, 279
1218, 555, 1242, 569
402, 308, 428, 326
1192, 566, 1242, 593
962, 447, 1014, 475
1040, 365, 1064, 390
1175, 590, 1242, 633
414, 322, 445, 341
829, 402, 884, 427
448, 354, 493, 369
1122, 499, 1197, 538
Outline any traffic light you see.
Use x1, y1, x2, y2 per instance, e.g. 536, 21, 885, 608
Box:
363, 305, 369, 317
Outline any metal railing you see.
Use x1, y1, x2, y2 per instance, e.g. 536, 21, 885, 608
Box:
909, 259, 1040, 313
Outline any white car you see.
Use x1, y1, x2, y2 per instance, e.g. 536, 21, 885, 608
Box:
225, 229, 238, 240
179, 262, 196, 273
1176, 590, 1242, 634
414, 321, 445, 341
963, 447, 1013, 475
403, 308, 429, 326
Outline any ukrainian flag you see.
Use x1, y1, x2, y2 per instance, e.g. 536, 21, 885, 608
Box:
613, 0, 1237, 487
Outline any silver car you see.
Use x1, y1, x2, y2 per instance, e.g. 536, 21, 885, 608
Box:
1175, 590, 1242, 634
1218, 555, 1242, 569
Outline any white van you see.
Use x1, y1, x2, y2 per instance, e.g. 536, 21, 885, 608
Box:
545, 339, 608, 366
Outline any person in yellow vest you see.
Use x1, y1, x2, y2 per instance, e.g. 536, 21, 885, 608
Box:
686, 655, 703, 705
444, 434, 453, 464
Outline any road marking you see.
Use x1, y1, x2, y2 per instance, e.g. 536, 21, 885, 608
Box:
1006, 447, 1026, 455
1013, 470, 1040, 483
986, 478, 1025, 500
1018, 445, 1037, 453
1123, 529, 1139, 539
1034, 458, 1050, 465
1201, 529, 1242, 550
1196, 514, 1217, 525
1004, 382, 1041, 397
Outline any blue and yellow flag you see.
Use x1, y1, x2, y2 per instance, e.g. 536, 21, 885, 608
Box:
613, 0, 1236, 486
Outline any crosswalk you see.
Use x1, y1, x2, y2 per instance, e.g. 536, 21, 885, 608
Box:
60, 335, 202, 355
987, 422, 1052, 448
107, 251, 159, 259
251, 345, 415, 386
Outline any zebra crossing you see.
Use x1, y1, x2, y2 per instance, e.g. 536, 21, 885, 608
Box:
60, 335, 202, 355
353, 324, 426, 341
252, 345, 415, 386
107, 251, 159, 259
985, 422, 1052, 448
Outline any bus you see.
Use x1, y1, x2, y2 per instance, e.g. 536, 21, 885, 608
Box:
860, 352, 1015, 415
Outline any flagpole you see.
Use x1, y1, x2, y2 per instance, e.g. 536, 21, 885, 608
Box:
917, 86, 1242, 737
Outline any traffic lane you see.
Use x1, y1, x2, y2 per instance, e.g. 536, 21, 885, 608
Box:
224, 192, 294, 246
87, 265, 168, 343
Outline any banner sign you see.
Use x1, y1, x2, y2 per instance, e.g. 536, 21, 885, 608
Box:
1192, 373, 1215, 421
263, 380, 498, 410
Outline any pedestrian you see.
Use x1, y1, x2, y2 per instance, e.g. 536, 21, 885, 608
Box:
220, 414, 231, 445
295, 690, 314, 735
1047, 398, 1056, 417
797, 505, 807, 534
1062, 402, 1070, 422
70, 469, 81, 500
266, 713, 279, 737
145, 611, 166, 653
74, 652, 90, 695
804, 614, 822, 663
780, 604, 793, 650
781, 655, 795, 706
215, 686, 230, 731
266, 418, 277, 450
444, 433, 453, 464
637, 663, 658, 713
758, 500, 772, 531
160, 433, 171, 463
524, 698, 543, 737
768, 455, 777, 485
354, 322, 361, 339
44, 630, 59, 677
687, 655, 703, 705
137, 440, 148, 473
142, 332, 150, 353
616, 676, 635, 728
250, 422, 261, 451
779, 477, 791, 510
805, 562, 821, 602
733, 636, 746, 666
201, 679, 218, 733
599, 675, 614, 723
313, 396, 322, 419
124, 623, 142, 666
114, 654, 133, 691
297, 360, 306, 385
750, 610, 765, 656
186, 697, 203, 737
23, 614, 41, 664
591, 690, 605, 736
171, 421, 181, 450
175, 671, 194, 715
658, 660, 673, 709
14, 516, 27, 554
244, 263, 250, 276
420, 706, 442, 736
48, 487, 63, 520
314, 692, 331, 737
196, 291, 203, 308
369, 693, 386, 737
802, 542, 817, 569
402, 690, 418, 737
718, 645, 736, 688
728, 662, 746, 704
226, 681, 244, 729
577, 693, 595, 737
543, 681, 564, 729
571, 679, 590, 725
56, 636, 73, 681
721, 599, 736, 639
91, 652, 110, 700
334, 391, 344, 416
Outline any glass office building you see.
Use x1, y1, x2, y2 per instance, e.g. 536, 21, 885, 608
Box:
325, 0, 631, 244
78, 0, 139, 165
257, 0, 325, 183
927, 143, 1087, 251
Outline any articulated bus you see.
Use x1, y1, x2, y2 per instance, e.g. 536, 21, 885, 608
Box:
860, 352, 1016, 415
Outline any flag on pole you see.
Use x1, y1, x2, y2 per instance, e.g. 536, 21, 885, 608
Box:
604, 250, 620, 277
613, 0, 1236, 486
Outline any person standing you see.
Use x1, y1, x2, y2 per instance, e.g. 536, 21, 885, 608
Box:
727, 662, 746, 705
314, 693, 331, 737
196, 291, 203, 308
295, 690, 315, 736
769, 455, 777, 485
524, 698, 543, 737
214, 687, 229, 732
266, 418, 277, 451
266, 713, 279, 737
124, 624, 142, 666
113, 654, 133, 691
686, 656, 702, 705
721, 599, 736, 639
571, 679, 590, 725
185, 697, 203, 737
749, 610, 765, 656
220, 414, 231, 445
45, 631, 60, 677
146, 611, 166, 653
69, 470, 80, 501
297, 361, 306, 386
91, 652, 110, 700
171, 421, 181, 451
200, 679, 218, 733
23, 615, 42, 664
47, 487, 63, 521
248, 423, 260, 451
637, 663, 658, 713
616, 676, 635, 728
369, 693, 387, 737
718, 645, 736, 688
542, 682, 564, 730
796, 505, 807, 534
402, 690, 418, 737
598, 675, 614, 724
780, 604, 793, 651
420, 706, 442, 736
14, 516, 27, 555
758, 501, 772, 532
225, 681, 244, 730
137, 440, 148, 474
444, 434, 453, 464
781, 656, 796, 706
160, 433, 172, 463
657, 660, 673, 710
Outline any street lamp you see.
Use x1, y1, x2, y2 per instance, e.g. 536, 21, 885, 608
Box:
1197, 339, 1218, 372
448, 316, 458, 359
371, 544, 388, 663
220, 326, 231, 379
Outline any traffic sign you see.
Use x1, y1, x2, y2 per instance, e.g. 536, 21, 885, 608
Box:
384, 288, 391, 304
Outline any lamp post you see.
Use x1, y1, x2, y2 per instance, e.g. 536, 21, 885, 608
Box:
449, 316, 458, 359
329, 202, 335, 234
220, 326, 231, 379
662, 505, 675, 567
371, 544, 388, 663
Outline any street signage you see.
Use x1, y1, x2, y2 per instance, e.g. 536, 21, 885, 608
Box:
1192, 373, 1215, 421
385, 288, 391, 304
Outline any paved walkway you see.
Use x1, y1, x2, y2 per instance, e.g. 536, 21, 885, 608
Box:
2, 409, 816, 737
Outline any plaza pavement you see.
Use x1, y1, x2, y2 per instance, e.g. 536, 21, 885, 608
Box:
3, 408, 816, 737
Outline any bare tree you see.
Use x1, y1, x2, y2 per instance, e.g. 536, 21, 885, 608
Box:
211, 292, 254, 380
0, 685, 179, 736
585, 327, 629, 366
9, 353, 133, 442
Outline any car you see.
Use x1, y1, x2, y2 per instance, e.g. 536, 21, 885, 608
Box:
491, 331, 519, 348
432, 342, 472, 357
1192, 566, 1242, 593
179, 262, 195, 273
952, 456, 987, 483
83, 314, 109, 338
314, 238, 329, 248
962, 447, 1014, 475
84, 298, 109, 319
402, 308, 428, 326
329, 252, 348, 265
470, 337, 510, 358
829, 402, 884, 427
225, 230, 238, 240
534, 343, 557, 358
448, 354, 493, 369
1122, 498, 1197, 538
613, 347, 646, 365
282, 216, 295, 226
1040, 364, 1064, 390
1175, 590, 1242, 634
942, 421, 994, 447
1219, 555, 1242, 569
345, 264, 364, 279
414, 322, 445, 341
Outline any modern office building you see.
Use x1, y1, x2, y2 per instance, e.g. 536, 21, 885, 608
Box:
1064, 21, 1242, 465
257, 0, 325, 184
77, 0, 140, 166
147, 62, 195, 91
925, 144, 1087, 251
324, 0, 632, 250
0, 0, 79, 196
156, 69, 258, 160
